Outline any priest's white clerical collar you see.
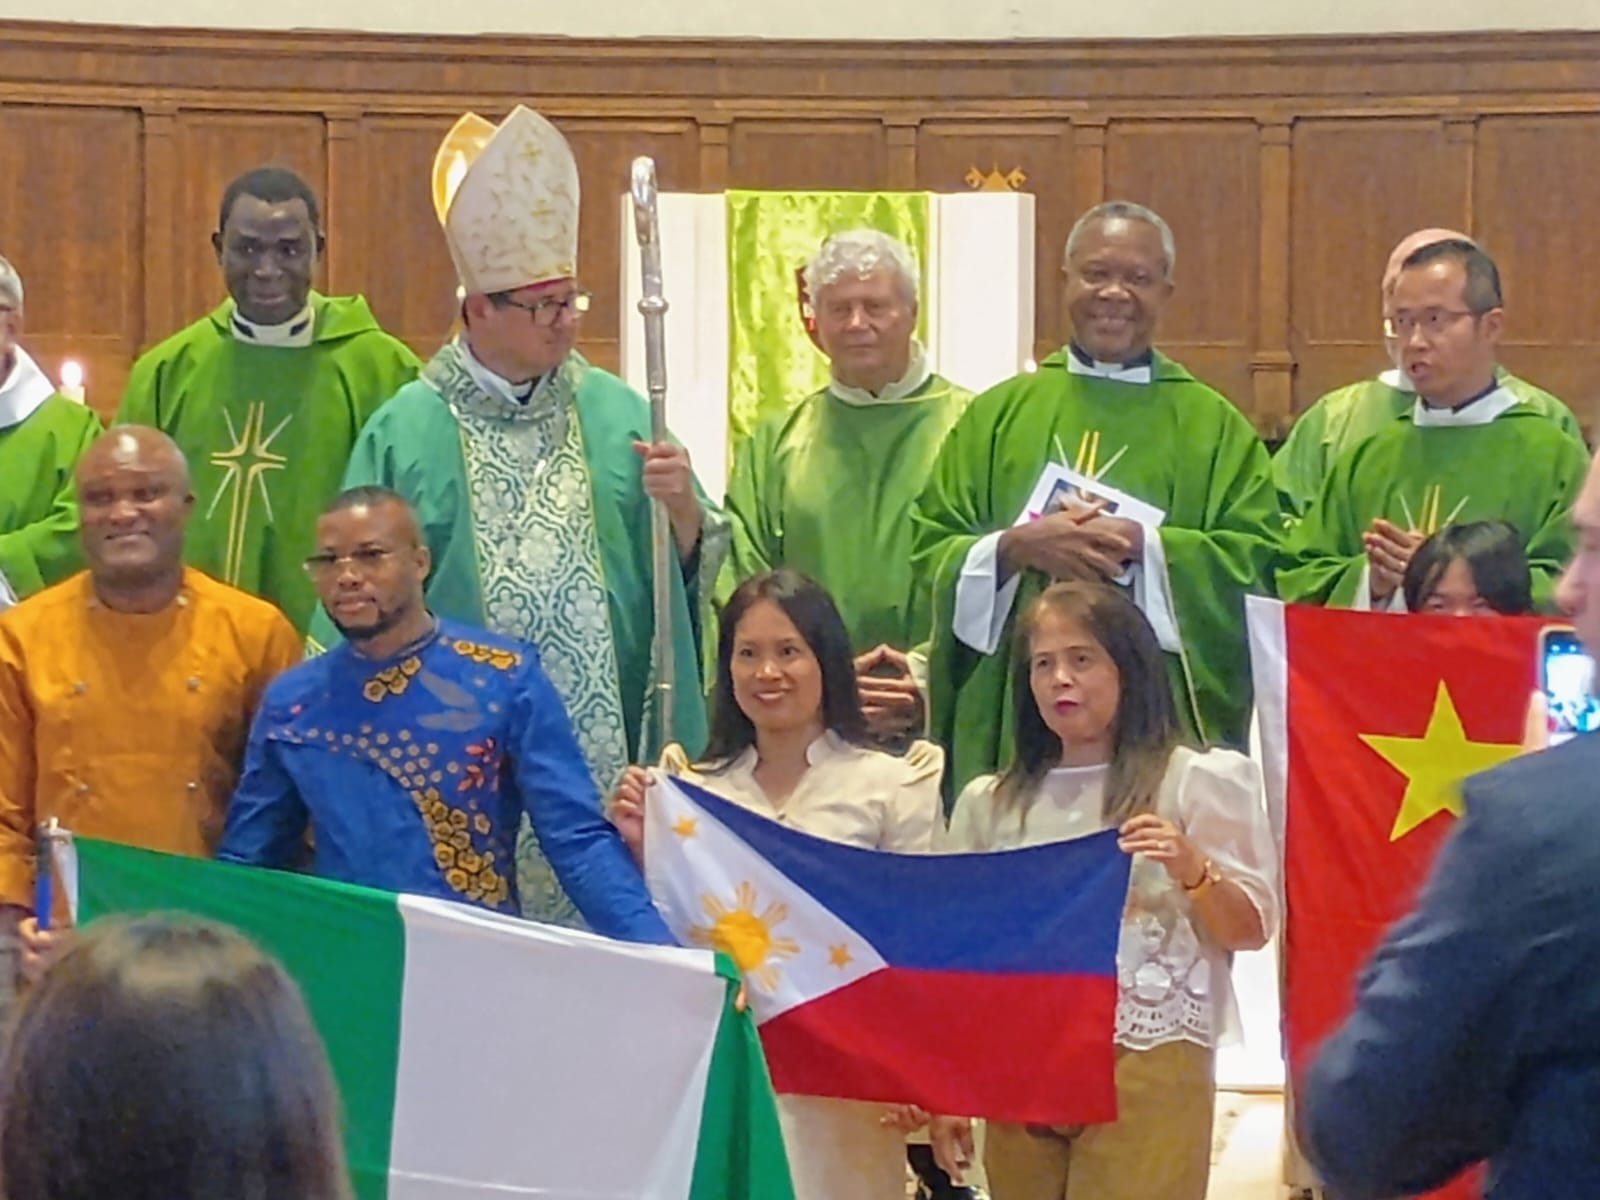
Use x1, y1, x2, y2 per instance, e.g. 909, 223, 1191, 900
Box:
230, 304, 315, 348
1378, 367, 1415, 394
0, 346, 59, 430
1065, 343, 1154, 385
828, 340, 932, 407
1411, 382, 1520, 428
458, 337, 543, 409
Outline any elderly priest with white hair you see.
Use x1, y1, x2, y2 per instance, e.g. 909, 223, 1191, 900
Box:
723, 229, 971, 746
0, 254, 102, 601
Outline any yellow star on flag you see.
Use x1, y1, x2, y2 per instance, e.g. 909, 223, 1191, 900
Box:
828, 944, 853, 969
1359, 681, 1521, 841
671, 814, 699, 839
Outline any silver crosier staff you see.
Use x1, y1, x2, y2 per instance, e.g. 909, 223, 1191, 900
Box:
630, 156, 674, 747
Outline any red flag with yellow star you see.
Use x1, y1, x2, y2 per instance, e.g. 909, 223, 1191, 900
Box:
1248, 599, 1555, 1200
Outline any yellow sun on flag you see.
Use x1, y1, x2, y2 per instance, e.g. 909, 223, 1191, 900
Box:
690, 881, 801, 991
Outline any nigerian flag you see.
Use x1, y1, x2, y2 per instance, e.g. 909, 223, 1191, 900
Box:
77, 839, 794, 1200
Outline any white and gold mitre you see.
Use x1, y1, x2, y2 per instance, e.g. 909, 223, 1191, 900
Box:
431, 105, 580, 295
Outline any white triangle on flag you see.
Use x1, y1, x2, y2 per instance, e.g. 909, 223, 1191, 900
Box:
644, 774, 886, 1023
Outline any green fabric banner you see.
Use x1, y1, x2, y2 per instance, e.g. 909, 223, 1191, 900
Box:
725, 191, 931, 456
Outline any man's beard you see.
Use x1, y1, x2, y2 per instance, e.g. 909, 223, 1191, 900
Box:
329, 602, 405, 644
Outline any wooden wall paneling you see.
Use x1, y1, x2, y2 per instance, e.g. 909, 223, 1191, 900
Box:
139, 105, 179, 358
167, 112, 327, 346
1104, 119, 1261, 417
1288, 118, 1464, 412
697, 119, 732, 191
915, 120, 1074, 363
1475, 114, 1600, 430
1254, 119, 1295, 440
323, 111, 367, 299
1071, 119, 1108, 221
0, 104, 143, 420
727, 120, 887, 190
352, 115, 460, 359
4, 22, 1600, 435
560, 117, 701, 374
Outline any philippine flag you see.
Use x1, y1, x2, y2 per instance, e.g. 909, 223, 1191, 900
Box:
644, 775, 1130, 1125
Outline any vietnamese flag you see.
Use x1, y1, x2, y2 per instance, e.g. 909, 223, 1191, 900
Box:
1248, 598, 1556, 1200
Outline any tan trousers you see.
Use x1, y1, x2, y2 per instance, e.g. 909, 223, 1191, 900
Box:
984, 1040, 1215, 1200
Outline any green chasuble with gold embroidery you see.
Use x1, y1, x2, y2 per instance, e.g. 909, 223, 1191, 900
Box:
912, 349, 1280, 799
1273, 369, 1581, 519
115, 294, 420, 632
310, 343, 725, 927
723, 373, 971, 653
1278, 404, 1589, 610
0, 394, 101, 596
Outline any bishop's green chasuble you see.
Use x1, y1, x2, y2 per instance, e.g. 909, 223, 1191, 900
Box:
1278, 404, 1589, 609
116, 293, 420, 632
311, 344, 724, 927
1273, 369, 1581, 519
912, 350, 1280, 799
0, 394, 101, 596
723, 373, 971, 653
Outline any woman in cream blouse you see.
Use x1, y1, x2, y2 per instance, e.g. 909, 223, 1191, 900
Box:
932, 580, 1279, 1200
610, 568, 941, 1200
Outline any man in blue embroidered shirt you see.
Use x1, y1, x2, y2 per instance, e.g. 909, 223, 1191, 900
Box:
218, 486, 671, 944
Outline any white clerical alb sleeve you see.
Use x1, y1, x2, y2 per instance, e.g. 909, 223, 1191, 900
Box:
953, 532, 1021, 654
1132, 522, 1182, 654
0, 568, 14, 612
1352, 562, 1407, 613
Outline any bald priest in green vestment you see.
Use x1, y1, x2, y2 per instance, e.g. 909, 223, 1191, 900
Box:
312, 105, 727, 928
116, 167, 420, 633
0, 254, 102, 599
724, 229, 971, 743
1273, 226, 1581, 522
912, 202, 1280, 798
1280, 239, 1587, 612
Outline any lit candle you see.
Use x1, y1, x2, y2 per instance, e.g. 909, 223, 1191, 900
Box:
59, 360, 85, 405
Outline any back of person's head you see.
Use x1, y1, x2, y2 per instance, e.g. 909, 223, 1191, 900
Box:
0, 916, 350, 1200
1402, 520, 1533, 616
703, 568, 865, 762
998, 580, 1181, 825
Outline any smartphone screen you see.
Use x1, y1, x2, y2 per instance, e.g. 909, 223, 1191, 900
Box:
1541, 626, 1600, 746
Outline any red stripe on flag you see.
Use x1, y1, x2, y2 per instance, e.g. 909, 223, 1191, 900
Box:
758, 966, 1118, 1125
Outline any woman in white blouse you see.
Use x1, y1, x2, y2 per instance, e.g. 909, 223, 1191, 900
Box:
931, 580, 1278, 1200
610, 568, 942, 1200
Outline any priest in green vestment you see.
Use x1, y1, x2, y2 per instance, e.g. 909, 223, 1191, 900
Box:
0, 254, 102, 598
1280, 239, 1587, 610
310, 106, 726, 927
115, 167, 419, 633
1274, 227, 1581, 520
913, 202, 1280, 798
724, 229, 971, 741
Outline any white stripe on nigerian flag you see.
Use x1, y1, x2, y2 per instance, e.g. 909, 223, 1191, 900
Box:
645, 775, 886, 1024
388, 896, 720, 1199
75, 838, 795, 1200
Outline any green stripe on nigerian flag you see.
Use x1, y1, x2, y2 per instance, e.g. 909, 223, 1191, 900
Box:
77, 840, 794, 1200
79, 839, 403, 1200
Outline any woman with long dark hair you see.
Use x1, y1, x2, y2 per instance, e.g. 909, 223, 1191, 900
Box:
611, 568, 941, 1200
0, 915, 350, 1200
931, 581, 1277, 1200
1402, 519, 1534, 615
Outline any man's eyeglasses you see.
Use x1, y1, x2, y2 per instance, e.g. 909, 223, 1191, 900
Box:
1385, 309, 1485, 339
303, 548, 395, 577
496, 290, 593, 327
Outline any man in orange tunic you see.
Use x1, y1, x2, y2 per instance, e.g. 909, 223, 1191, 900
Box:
0, 427, 301, 989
